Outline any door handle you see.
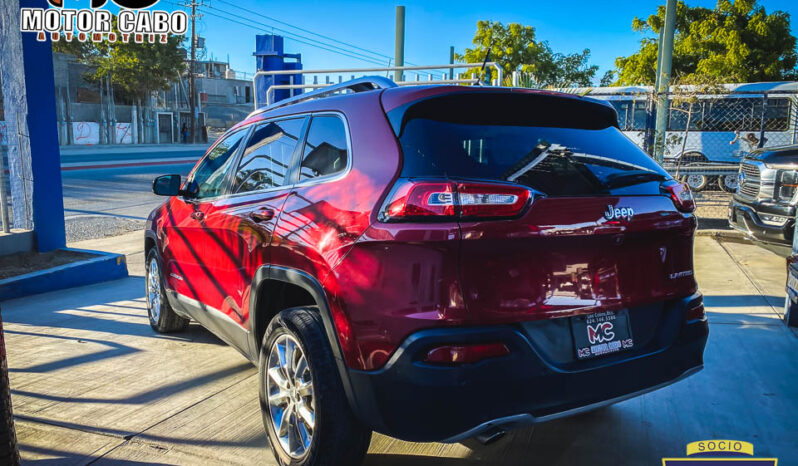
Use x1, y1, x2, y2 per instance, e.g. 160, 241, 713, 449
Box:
191, 211, 204, 221
249, 208, 275, 222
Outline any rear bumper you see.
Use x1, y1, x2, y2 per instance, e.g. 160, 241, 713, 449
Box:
728, 199, 794, 247
346, 294, 708, 442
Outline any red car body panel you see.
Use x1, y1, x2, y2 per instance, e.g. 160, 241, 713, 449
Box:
149, 86, 700, 373
458, 196, 697, 322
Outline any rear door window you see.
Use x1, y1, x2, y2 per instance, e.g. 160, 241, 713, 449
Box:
232, 118, 305, 194
299, 115, 349, 182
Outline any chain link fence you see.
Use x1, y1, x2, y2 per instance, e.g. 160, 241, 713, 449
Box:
582, 85, 798, 228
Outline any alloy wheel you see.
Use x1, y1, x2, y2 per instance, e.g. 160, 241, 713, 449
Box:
721, 174, 738, 191
685, 174, 707, 190
266, 334, 315, 459
147, 259, 162, 322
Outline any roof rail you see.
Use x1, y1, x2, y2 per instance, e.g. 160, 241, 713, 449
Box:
248, 76, 396, 117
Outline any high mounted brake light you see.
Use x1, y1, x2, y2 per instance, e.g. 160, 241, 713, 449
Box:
380, 179, 532, 221
662, 181, 696, 213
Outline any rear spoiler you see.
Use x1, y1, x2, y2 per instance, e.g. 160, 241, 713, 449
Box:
386, 91, 620, 138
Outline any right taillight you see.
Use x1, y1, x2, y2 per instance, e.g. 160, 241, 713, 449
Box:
662, 181, 696, 213
379, 179, 532, 222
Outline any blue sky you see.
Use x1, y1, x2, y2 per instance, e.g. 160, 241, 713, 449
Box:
162, 0, 798, 83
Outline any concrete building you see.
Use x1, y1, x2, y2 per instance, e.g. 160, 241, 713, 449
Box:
47, 53, 254, 146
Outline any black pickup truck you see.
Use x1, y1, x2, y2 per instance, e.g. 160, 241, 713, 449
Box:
729, 145, 798, 253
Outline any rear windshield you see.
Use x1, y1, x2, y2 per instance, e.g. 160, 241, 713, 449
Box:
393, 93, 669, 196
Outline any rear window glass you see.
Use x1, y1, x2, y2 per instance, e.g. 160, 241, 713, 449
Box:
394, 94, 667, 196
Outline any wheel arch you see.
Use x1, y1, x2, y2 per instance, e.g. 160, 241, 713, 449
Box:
248, 265, 363, 421
675, 150, 708, 163
144, 231, 157, 258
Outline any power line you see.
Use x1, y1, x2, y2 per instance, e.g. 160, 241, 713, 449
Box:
212, 0, 440, 74
214, 0, 392, 62
206, 4, 393, 67
169, 1, 447, 79
202, 5, 442, 78
166, 1, 390, 67
201, 8, 390, 68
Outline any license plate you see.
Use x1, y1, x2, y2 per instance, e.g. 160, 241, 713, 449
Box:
788, 273, 798, 294
572, 310, 634, 360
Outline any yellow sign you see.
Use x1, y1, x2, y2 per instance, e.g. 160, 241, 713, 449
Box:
686, 440, 754, 456
663, 440, 777, 466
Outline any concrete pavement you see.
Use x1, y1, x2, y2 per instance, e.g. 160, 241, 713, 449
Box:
3, 233, 797, 465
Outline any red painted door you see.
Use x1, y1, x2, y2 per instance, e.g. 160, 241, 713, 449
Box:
210, 117, 306, 325
165, 128, 249, 311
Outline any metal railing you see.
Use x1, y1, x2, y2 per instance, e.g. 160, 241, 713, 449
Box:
252, 63, 502, 108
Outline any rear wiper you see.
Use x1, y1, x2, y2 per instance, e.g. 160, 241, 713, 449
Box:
603, 171, 666, 189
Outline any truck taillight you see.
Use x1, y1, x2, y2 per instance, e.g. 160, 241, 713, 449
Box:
662, 181, 696, 213
380, 179, 531, 221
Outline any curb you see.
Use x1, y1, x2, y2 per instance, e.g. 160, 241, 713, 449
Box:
695, 229, 746, 240
61, 157, 198, 171
0, 248, 129, 301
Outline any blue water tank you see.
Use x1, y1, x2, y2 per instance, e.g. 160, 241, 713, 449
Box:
254, 34, 303, 107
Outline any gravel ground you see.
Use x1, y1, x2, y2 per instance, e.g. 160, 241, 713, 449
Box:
65, 216, 145, 243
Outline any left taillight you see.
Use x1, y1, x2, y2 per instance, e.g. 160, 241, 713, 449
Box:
379, 179, 532, 222
662, 180, 696, 213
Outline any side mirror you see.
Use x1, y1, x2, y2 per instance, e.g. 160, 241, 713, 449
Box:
152, 175, 182, 196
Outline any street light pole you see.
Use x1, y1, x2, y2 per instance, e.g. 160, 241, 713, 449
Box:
394, 6, 405, 83
188, 0, 198, 144
449, 46, 455, 80
653, 0, 677, 163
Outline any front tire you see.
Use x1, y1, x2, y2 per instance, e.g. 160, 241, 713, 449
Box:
260, 308, 371, 466
145, 249, 189, 333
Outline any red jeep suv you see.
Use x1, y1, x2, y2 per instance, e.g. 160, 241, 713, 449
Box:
146, 78, 708, 466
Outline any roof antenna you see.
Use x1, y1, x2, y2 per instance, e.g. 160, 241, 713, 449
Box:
477, 39, 495, 86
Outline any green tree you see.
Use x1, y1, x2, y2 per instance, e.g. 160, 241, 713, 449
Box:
456, 20, 598, 87
613, 0, 798, 85
54, 19, 186, 103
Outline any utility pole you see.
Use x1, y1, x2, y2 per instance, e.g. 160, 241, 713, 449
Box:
188, 0, 200, 144
653, 0, 677, 163
644, 27, 665, 154
394, 6, 405, 83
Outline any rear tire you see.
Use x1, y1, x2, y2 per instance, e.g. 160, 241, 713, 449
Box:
718, 174, 738, 193
678, 153, 710, 192
145, 249, 189, 333
680, 170, 709, 192
260, 307, 371, 466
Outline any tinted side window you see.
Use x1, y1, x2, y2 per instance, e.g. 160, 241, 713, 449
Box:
631, 101, 648, 130
299, 116, 348, 181
192, 129, 248, 199
669, 101, 704, 131
233, 118, 304, 193
762, 98, 790, 131
610, 100, 632, 130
